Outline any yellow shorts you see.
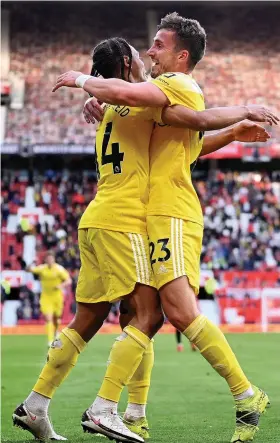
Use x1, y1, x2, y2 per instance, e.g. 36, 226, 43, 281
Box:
76, 228, 155, 304
40, 294, 64, 317
147, 216, 203, 295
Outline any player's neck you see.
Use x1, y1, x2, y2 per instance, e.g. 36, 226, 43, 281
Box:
176, 68, 192, 76
171, 62, 192, 76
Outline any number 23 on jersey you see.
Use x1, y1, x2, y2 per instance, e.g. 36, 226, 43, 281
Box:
150, 238, 171, 265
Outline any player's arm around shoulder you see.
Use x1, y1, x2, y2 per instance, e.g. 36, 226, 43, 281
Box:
157, 74, 279, 131
82, 75, 170, 107
52, 70, 169, 107
109, 81, 169, 108
83, 74, 170, 107
92, 71, 184, 107
162, 103, 279, 132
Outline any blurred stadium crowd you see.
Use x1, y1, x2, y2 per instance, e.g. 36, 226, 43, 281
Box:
4, 2, 280, 145
2, 169, 280, 273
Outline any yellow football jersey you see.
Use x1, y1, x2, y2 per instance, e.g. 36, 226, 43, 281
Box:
148, 72, 205, 226
31, 263, 69, 297
79, 104, 160, 234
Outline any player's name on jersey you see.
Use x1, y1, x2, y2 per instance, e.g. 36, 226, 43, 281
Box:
104, 104, 130, 117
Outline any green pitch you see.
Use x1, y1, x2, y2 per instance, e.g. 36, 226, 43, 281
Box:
2, 333, 280, 442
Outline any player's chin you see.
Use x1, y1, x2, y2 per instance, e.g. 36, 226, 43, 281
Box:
150, 66, 160, 79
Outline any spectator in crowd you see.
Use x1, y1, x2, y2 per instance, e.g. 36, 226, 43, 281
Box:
1, 199, 10, 224
198, 171, 280, 271
16, 283, 40, 321
41, 186, 52, 210
43, 229, 57, 249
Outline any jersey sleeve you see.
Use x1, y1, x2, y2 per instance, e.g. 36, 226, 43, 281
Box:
150, 73, 204, 111
30, 265, 43, 276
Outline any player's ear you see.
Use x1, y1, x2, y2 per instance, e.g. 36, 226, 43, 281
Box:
178, 50, 189, 63
123, 56, 130, 68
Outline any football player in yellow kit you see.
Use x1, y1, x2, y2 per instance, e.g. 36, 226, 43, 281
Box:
28, 252, 71, 347
14, 20, 276, 443
13, 38, 162, 443
51, 13, 278, 442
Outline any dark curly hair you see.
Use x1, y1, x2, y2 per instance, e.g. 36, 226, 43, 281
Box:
158, 12, 206, 68
90, 37, 133, 80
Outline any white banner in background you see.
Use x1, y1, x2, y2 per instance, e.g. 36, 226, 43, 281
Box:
17, 207, 44, 226
1, 270, 29, 287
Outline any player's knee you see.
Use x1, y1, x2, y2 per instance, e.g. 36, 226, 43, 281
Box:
167, 308, 199, 332
69, 316, 98, 342
68, 302, 110, 341
137, 308, 164, 337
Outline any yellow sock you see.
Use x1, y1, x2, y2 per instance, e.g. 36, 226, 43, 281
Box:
127, 340, 154, 405
33, 328, 86, 398
46, 321, 54, 344
98, 325, 151, 403
183, 315, 251, 395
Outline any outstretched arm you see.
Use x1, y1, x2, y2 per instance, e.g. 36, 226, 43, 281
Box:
81, 95, 279, 131
53, 71, 279, 127
162, 104, 279, 131
52, 71, 169, 107
199, 120, 270, 158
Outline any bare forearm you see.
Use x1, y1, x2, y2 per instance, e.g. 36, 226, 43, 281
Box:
200, 127, 235, 157
162, 105, 249, 131
83, 78, 132, 105
162, 105, 206, 130
200, 106, 250, 130
82, 78, 167, 107
54, 71, 278, 125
